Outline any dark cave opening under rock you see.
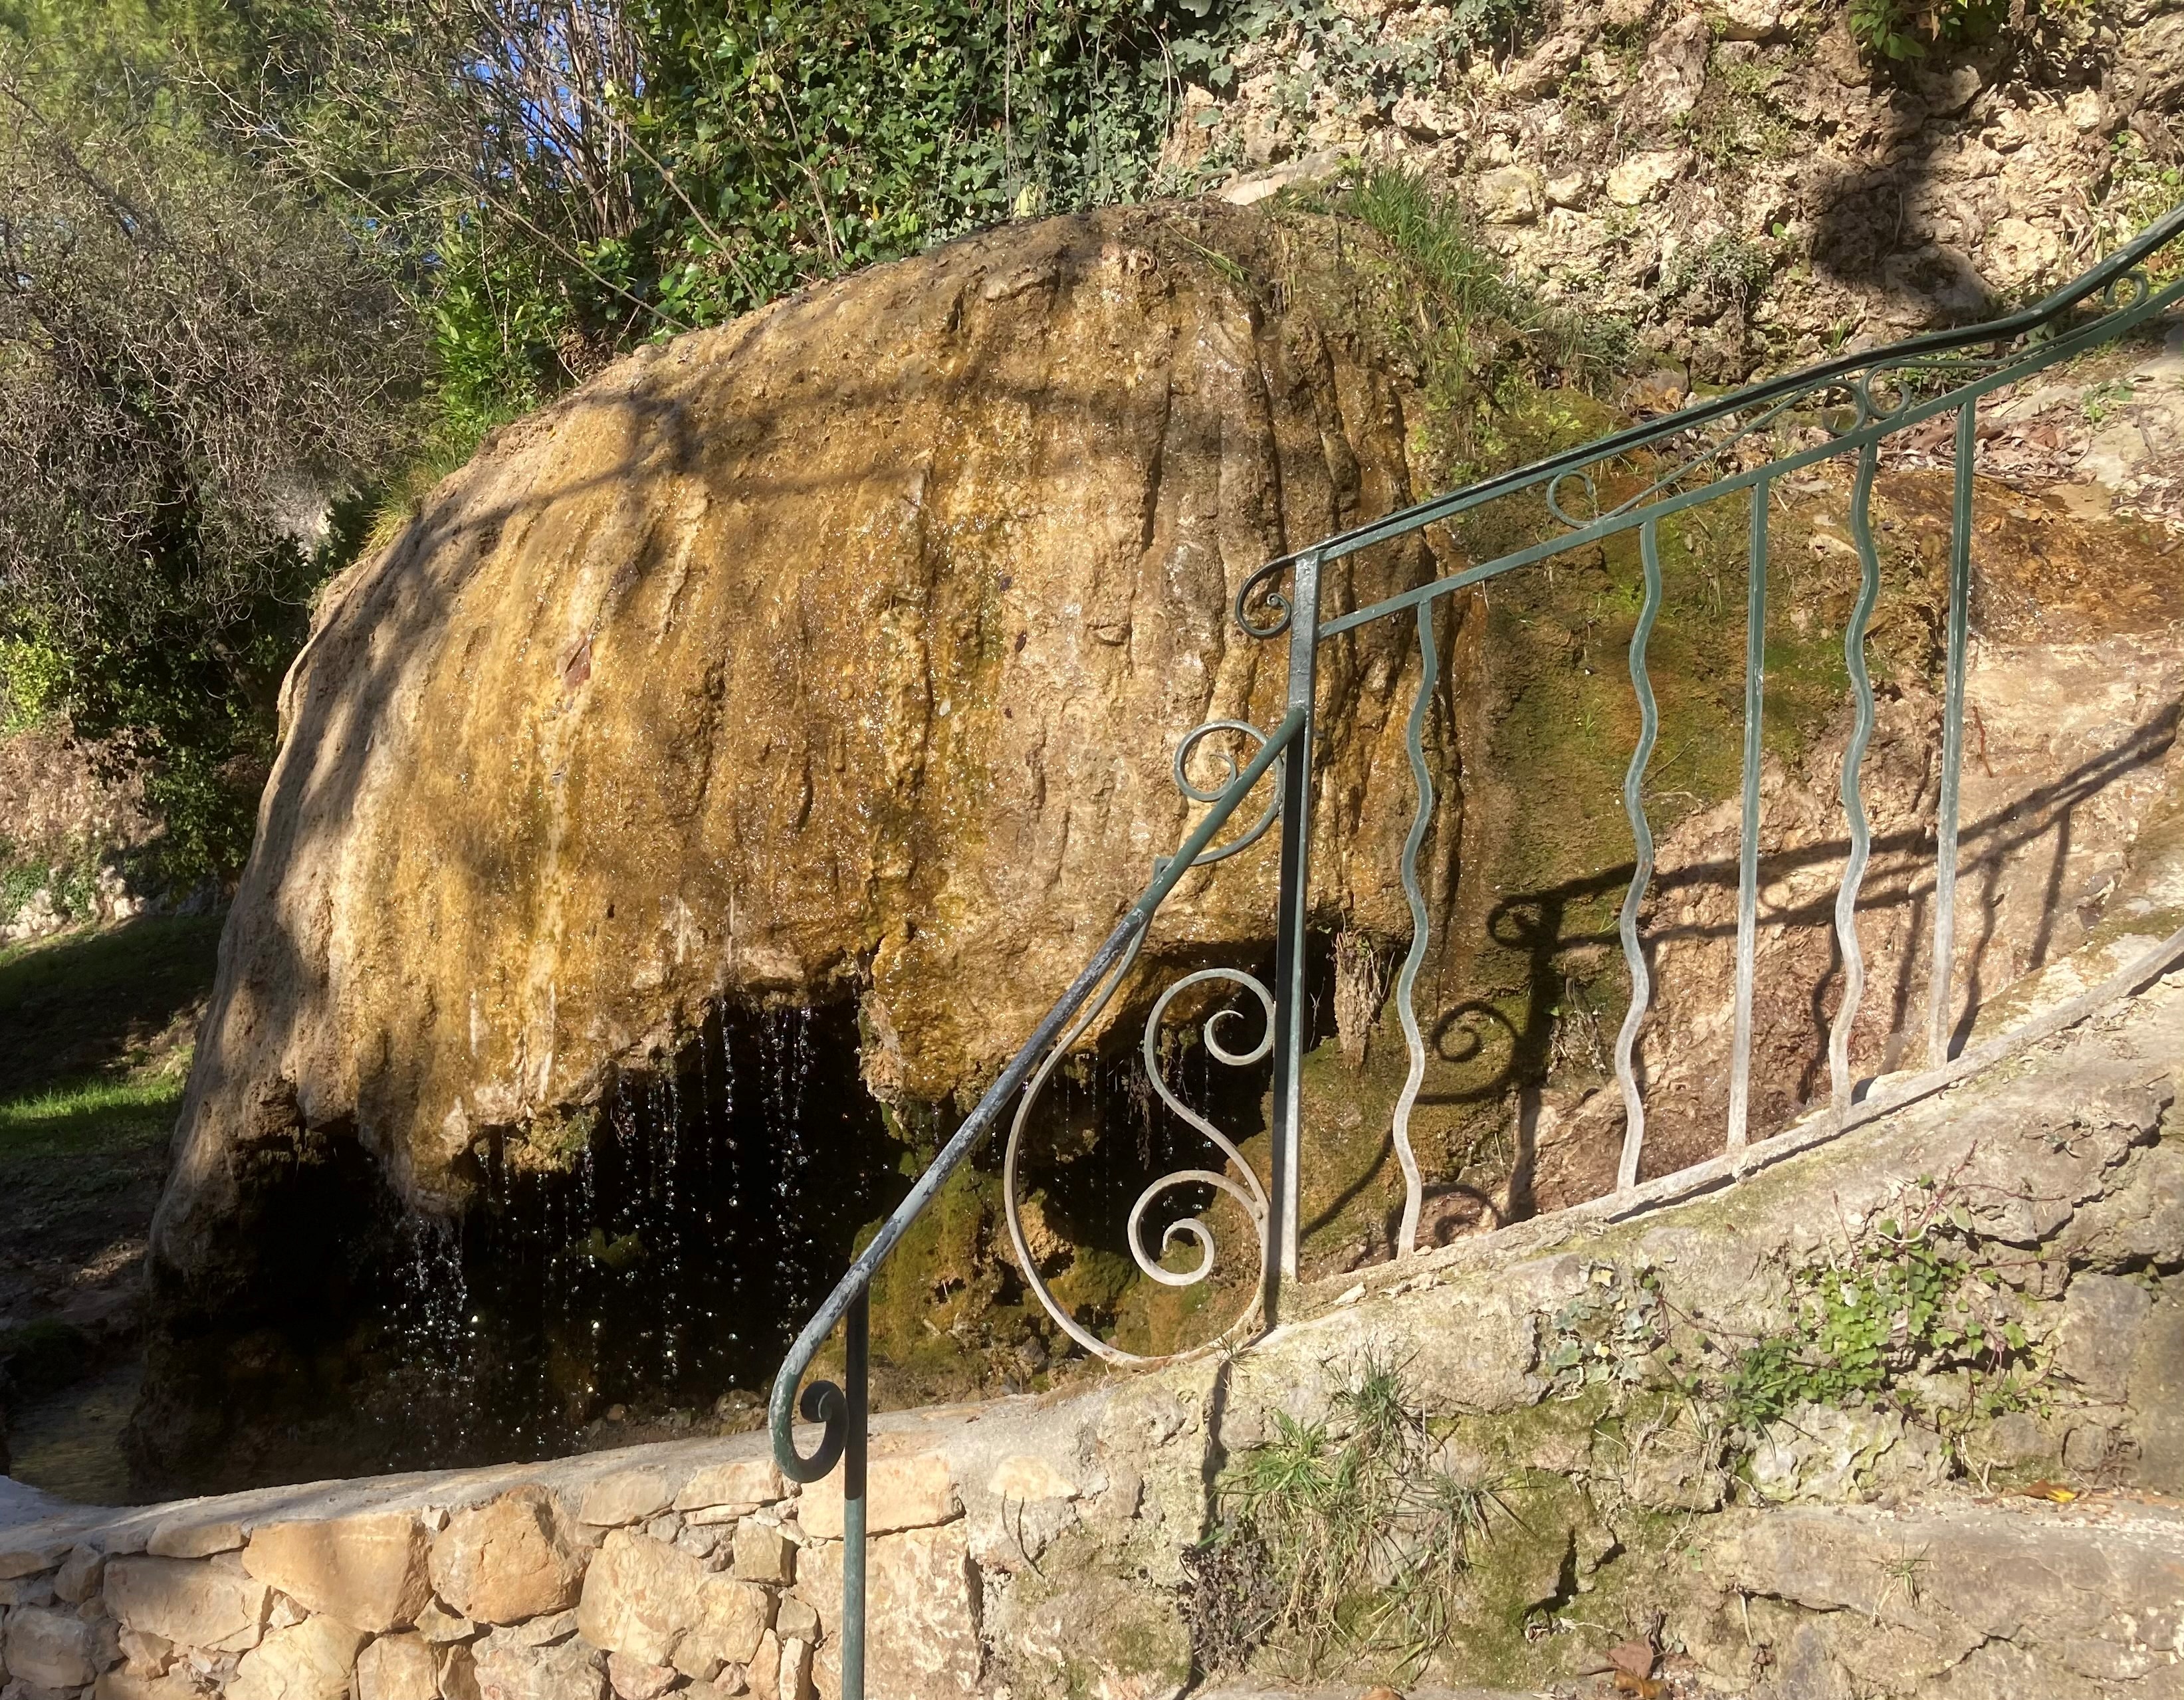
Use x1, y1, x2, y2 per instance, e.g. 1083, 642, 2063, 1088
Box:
367, 1000, 914, 1469
126, 938, 1361, 1496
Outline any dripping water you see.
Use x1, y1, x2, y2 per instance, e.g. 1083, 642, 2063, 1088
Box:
359, 998, 906, 1470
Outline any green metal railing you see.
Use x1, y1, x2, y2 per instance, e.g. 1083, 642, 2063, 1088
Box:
773, 202, 2184, 1697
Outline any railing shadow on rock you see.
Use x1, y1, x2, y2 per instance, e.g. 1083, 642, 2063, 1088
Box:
772, 201, 2184, 1699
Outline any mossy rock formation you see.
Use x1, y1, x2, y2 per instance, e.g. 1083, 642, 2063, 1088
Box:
138, 205, 1454, 1486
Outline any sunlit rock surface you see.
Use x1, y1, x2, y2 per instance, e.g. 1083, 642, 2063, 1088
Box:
138, 205, 1444, 1485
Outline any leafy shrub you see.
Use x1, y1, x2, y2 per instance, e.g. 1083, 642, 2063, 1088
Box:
1847, 0, 2007, 58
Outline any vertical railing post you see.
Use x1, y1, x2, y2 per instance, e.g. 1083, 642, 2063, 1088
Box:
841, 1289, 868, 1700
1266, 550, 1323, 1315
1613, 523, 1664, 1192
1829, 444, 1884, 1122
1727, 478, 1770, 1148
1929, 399, 1977, 1067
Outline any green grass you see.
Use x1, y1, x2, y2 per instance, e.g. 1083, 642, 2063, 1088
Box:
1339, 168, 1632, 390
0, 913, 222, 1099
0, 1069, 188, 1157
0, 914, 217, 1338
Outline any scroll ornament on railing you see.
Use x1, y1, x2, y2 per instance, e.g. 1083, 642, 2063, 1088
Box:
1002, 716, 1285, 1365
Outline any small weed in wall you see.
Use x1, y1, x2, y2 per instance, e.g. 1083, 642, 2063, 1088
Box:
1714, 1176, 2039, 1444
1183, 1348, 1514, 1681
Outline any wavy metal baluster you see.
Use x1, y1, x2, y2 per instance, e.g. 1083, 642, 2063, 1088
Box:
1830, 445, 1884, 1121
1929, 399, 1977, 1067
1614, 522, 1665, 1192
1727, 478, 1771, 1148
1390, 602, 1438, 1253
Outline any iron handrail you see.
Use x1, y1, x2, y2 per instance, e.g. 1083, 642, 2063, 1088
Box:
766, 704, 1303, 1699
770, 203, 2184, 1699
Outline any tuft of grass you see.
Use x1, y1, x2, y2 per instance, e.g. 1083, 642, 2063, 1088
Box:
1339, 168, 1634, 394
1187, 1348, 1515, 1680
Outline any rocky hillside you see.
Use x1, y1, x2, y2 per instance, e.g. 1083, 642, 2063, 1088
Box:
1205, 0, 2175, 373
1182, 0, 2183, 381
0, 728, 168, 947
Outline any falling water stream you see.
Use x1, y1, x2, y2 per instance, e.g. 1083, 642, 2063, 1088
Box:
374, 1002, 905, 1467
230, 959, 1299, 1487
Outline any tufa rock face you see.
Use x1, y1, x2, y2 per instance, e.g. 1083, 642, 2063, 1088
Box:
144, 203, 1438, 1407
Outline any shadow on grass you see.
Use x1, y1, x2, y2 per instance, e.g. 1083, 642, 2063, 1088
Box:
0, 914, 221, 1102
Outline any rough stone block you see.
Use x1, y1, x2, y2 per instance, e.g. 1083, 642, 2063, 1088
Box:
356, 1632, 439, 1700
984, 1457, 1077, 1503
430, 1489, 588, 1627
578, 1472, 671, 1531
673, 1461, 784, 1516
52, 1547, 104, 1606
798, 1455, 954, 1540
0, 1537, 70, 1580
577, 1530, 768, 1674
498, 1613, 577, 1651
1747, 1406, 1946, 1503
1962, 1410, 2058, 1471
744, 1632, 781, 1700
2056, 1273, 2154, 1403
116, 1629, 173, 1677
93, 1671, 200, 1700
984, 1564, 1188, 1700
146, 1521, 247, 1561
434, 1642, 483, 1700
802, 1526, 980, 1700
1606, 148, 1688, 207
776, 1639, 812, 1700
243, 1513, 432, 1633
2131, 1292, 2184, 1491
728, 1525, 793, 1588
471, 1629, 606, 1700
106, 1556, 273, 1653
772, 1599, 817, 1644
415, 1602, 478, 1644
227, 1615, 370, 1700
603, 1652, 677, 1700
0, 1576, 55, 1608
5, 1604, 98, 1689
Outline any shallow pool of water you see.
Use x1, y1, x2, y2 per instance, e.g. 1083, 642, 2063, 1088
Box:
9, 1359, 144, 1505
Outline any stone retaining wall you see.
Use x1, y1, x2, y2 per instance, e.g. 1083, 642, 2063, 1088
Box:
7, 962, 2183, 1700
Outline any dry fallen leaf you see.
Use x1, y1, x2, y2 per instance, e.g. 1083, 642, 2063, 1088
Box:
1610, 1675, 1668, 1699
2023, 1479, 2078, 1503
1606, 1638, 1658, 1679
